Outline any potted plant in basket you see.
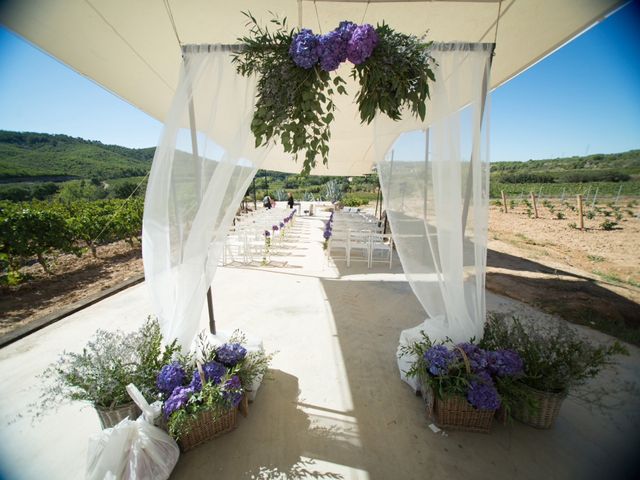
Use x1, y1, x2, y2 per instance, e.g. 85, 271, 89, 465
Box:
157, 330, 274, 451
406, 334, 524, 433
36, 318, 180, 429
480, 315, 628, 429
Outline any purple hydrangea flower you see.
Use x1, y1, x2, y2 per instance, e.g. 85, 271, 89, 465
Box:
323, 229, 332, 240
467, 378, 501, 411
264, 230, 271, 237
456, 343, 489, 373
423, 345, 455, 376
347, 24, 378, 65
223, 375, 244, 407
284, 217, 289, 224
318, 30, 348, 72
163, 385, 194, 418
272, 225, 279, 231
289, 29, 320, 69
280, 222, 285, 228
216, 343, 247, 367
156, 361, 186, 396
337, 21, 356, 42
189, 360, 227, 391
487, 349, 524, 377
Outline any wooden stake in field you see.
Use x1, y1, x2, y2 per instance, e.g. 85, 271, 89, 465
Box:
530, 192, 539, 218
501, 190, 508, 213
577, 194, 584, 230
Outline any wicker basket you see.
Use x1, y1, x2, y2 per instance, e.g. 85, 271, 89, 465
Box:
95, 401, 142, 429
511, 383, 567, 429
433, 394, 495, 433
177, 407, 237, 452
421, 346, 495, 434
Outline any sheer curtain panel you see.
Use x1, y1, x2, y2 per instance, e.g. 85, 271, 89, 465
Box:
375, 44, 493, 388
142, 46, 268, 350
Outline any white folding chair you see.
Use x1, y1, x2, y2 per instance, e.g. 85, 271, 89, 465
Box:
347, 230, 370, 267
369, 233, 394, 269
327, 229, 348, 265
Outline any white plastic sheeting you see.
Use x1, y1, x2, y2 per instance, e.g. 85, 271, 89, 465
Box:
142, 45, 269, 349
376, 44, 492, 386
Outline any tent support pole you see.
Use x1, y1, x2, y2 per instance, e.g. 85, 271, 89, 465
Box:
253, 177, 257, 210
186, 73, 216, 335
207, 287, 216, 334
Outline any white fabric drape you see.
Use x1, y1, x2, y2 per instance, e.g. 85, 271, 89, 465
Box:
377, 44, 492, 348
142, 46, 269, 349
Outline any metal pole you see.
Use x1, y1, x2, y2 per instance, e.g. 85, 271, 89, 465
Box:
253, 177, 257, 210
206, 287, 216, 334
185, 56, 215, 334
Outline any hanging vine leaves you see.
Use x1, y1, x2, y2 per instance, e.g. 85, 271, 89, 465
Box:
234, 13, 436, 174
234, 13, 346, 175
351, 24, 436, 124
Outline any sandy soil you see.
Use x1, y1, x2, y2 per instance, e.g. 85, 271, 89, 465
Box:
486, 199, 640, 343
1, 199, 638, 343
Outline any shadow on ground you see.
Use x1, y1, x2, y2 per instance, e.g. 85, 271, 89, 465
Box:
172, 370, 346, 480
487, 248, 640, 344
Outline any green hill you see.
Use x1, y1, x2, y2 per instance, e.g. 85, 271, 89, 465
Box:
0, 130, 155, 182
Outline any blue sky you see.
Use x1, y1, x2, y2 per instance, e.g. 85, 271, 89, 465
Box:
0, 1, 638, 163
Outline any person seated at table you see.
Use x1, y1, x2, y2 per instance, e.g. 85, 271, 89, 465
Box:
263, 195, 272, 209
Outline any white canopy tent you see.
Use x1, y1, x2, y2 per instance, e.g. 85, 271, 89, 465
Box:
0, 0, 624, 175
0, 1, 624, 351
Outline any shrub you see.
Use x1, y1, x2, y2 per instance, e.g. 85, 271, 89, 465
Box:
600, 219, 618, 230
555, 212, 565, 220
481, 316, 627, 393
36, 318, 180, 412
342, 194, 369, 207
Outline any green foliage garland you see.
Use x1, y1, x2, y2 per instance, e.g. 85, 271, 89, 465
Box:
234, 13, 436, 175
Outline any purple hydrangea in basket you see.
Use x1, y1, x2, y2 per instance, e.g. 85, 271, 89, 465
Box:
189, 361, 227, 391
157, 361, 187, 396
216, 343, 247, 367
409, 338, 524, 412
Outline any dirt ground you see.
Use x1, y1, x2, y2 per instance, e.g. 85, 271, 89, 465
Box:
486, 198, 640, 344
0, 241, 143, 336
1, 199, 639, 344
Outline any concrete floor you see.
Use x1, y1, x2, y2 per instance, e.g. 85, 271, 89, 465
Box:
0, 210, 639, 479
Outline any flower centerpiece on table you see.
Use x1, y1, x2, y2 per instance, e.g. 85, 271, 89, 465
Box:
35, 318, 180, 429
406, 334, 524, 432
480, 315, 628, 428
263, 229, 271, 264
323, 218, 333, 250
234, 13, 435, 174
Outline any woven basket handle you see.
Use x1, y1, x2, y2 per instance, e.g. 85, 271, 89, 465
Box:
196, 361, 206, 386
453, 345, 472, 375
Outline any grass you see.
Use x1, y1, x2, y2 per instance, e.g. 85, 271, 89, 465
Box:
587, 254, 605, 263
592, 270, 640, 288
514, 233, 546, 246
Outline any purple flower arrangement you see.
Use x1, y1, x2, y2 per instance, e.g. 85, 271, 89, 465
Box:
157, 361, 186, 396
157, 342, 248, 427
418, 342, 524, 412
290, 21, 378, 72
272, 224, 279, 232
323, 213, 334, 248
215, 343, 247, 367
